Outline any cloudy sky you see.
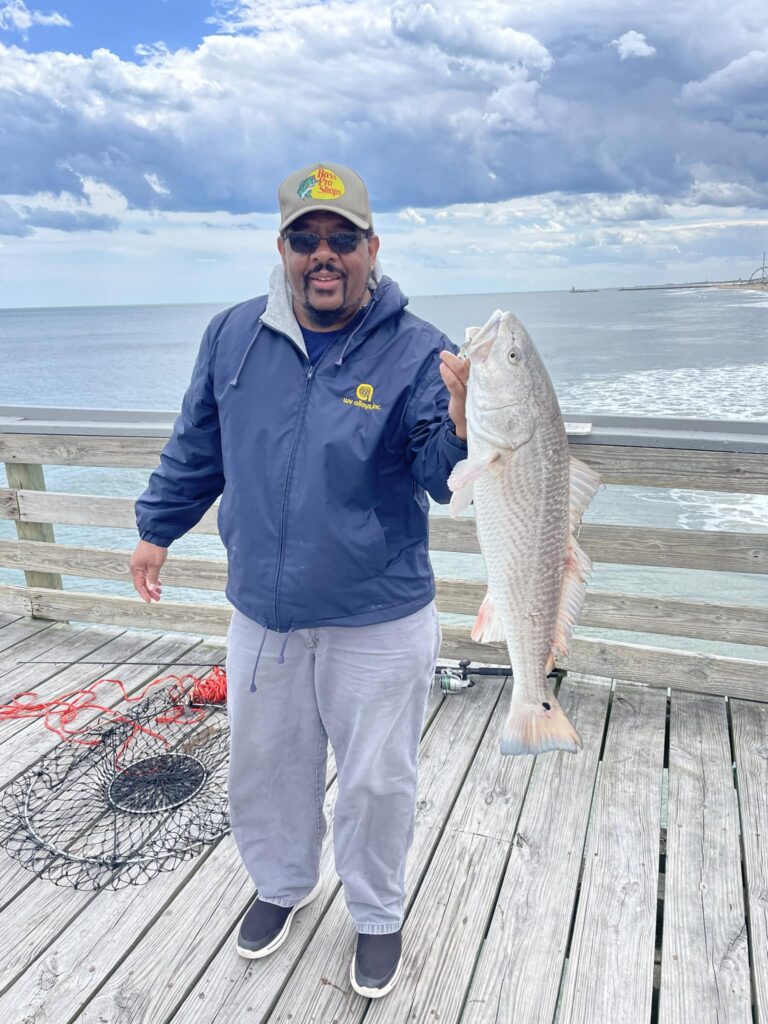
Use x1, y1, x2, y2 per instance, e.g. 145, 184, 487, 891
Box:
1, 0, 767, 306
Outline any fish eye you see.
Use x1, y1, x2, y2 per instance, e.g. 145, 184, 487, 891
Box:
507, 348, 520, 363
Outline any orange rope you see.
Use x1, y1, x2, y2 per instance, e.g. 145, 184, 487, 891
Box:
0, 667, 228, 762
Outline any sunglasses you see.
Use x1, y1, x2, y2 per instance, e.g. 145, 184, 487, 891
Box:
284, 230, 366, 255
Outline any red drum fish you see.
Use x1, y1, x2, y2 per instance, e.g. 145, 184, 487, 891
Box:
448, 310, 600, 755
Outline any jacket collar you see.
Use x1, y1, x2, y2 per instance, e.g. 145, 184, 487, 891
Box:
260, 262, 402, 362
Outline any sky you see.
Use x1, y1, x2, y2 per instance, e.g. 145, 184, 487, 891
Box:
0, 0, 767, 306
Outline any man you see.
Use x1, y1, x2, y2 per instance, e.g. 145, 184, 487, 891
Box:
130, 161, 469, 999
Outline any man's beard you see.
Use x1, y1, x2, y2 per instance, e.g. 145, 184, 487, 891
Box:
301, 262, 357, 328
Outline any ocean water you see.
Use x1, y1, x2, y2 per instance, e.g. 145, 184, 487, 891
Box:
1, 285, 766, 659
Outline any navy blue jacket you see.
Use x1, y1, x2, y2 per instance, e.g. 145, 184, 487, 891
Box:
135, 269, 467, 630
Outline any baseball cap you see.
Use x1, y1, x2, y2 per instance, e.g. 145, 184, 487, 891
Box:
278, 161, 373, 232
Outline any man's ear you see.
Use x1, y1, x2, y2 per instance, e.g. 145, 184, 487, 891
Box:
367, 233, 380, 268
277, 235, 285, 259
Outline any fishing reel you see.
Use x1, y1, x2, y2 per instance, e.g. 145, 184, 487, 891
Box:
437, 660, 475, 694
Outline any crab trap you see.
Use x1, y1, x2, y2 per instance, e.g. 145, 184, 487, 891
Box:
0, 673, 230, 890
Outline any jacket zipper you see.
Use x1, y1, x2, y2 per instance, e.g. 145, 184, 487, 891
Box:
272, 359, 317, 629
271, 303, 378, 629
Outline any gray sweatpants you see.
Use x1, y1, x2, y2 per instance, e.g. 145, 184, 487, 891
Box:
226, 600, 441, 934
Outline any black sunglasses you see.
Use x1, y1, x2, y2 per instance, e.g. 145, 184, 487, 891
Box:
284, 230, 366, 255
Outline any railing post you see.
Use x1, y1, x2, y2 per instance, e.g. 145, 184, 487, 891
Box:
4, 461, 64, 596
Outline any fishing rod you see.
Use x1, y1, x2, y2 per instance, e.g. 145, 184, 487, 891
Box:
12, 657, 564, 694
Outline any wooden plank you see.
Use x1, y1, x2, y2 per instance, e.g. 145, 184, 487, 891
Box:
2, 432, 766, 492
0, 432, 165, 468
558, 684, 667, 1024
1, 489, 219, 534
0, 616, 56, 657
0, 840, 220, 1013
460, 676, 610, 1024
0, 585, 232, 636
563, 637, 768, 701
436, 578, 768, 647
730, 698, 768, 1024
0, 625, 125, 710
441, 627, 768, 701
4, 490, 768, 575
3, 463, 62, 591
170, 677, 503, 1024
659, 692, 751, 1024
574, 444, 768, 494
2, 591, 765, 700
430, 517, 768, 573
5, 547, 766, 648
0, 539, 227, 591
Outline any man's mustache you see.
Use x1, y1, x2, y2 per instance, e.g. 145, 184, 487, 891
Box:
304, 261, 347, 284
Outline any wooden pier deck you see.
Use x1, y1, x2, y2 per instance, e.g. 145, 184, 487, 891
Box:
0, 612, 764, 1024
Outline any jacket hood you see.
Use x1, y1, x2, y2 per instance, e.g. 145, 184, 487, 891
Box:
260, 261, 404, 363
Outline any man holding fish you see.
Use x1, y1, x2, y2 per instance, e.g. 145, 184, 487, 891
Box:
130, 161, 470, 999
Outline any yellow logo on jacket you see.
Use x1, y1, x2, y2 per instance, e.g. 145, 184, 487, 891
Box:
342, 382, 381, 412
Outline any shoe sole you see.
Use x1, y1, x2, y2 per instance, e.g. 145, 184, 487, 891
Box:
349, 952, 403, 998
236, 879, 323, 959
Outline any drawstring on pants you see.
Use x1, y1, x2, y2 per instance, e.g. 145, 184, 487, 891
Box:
249, 626, 295, 692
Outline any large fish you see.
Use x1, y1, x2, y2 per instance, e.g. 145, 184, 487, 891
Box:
448, 310, 600, 756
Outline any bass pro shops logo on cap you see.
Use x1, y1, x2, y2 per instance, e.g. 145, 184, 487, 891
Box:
297, 167, 346, 202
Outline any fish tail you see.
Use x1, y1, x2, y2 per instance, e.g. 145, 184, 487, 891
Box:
500, 689, 582, 756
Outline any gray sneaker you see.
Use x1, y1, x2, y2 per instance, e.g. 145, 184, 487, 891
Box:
350, 929, 403, 998
236, 879, 323, 959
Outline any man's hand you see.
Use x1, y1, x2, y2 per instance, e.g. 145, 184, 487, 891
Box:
130, 540, 168, 603
439, 350, 469, 441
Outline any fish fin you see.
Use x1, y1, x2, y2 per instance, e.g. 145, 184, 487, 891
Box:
448, 452, 501, 489
568, 456, 601, 531
548, 458, 600, 659
551, 535, 593, 659
448, 479, 474, 516
500, 688, 583, 756
471, 591, 506, 643
447, 452, 501, 517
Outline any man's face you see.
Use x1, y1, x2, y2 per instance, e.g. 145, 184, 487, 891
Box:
278, 211, 380, 330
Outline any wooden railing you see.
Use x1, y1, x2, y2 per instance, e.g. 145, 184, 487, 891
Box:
1, 409, 767, 700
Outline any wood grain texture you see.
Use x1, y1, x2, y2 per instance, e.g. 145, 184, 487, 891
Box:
256, 678, 504, 1024
659, 692, 751, 1024
558, 684, 667, 1024
3, 463, 62, 592
437, 578, 768, 645
730, 698, 768, 1024
4, 547, 766, 647
460, 676, 611, 1024
2, 432, 766, 492
3, 490, 767, 573
441, 627, 768, 700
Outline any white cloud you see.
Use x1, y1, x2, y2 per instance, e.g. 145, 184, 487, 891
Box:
0, 0, 767, 302
144, 172, 170, 196
610, 30, 656, 60
400, 207, 426, 224
0, 0, 69, 33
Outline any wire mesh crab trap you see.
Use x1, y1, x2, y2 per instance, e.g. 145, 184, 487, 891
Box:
0, 683, 230, 890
